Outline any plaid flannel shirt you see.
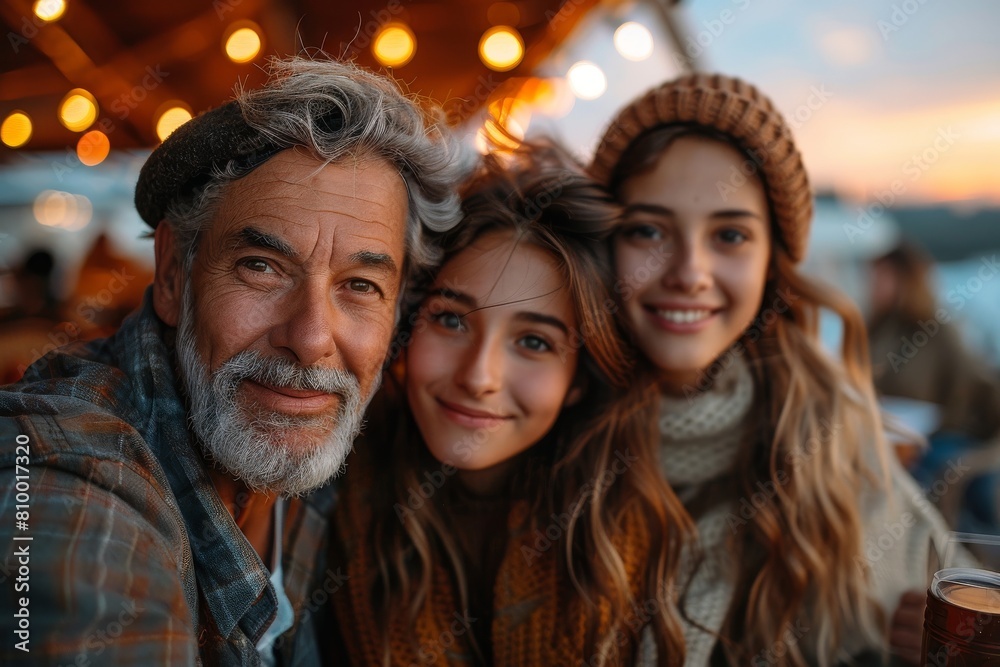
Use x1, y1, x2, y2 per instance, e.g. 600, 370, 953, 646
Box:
0, 291, 341, 666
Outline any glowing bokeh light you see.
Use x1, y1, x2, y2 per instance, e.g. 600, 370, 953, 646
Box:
566, 61, 607, 100
1, 111, 32, 148
614, 22, 654, 61
225, 26, 261, 63
33, 190, 92, 231
59, 89, 98, 132
77, 130, 110, 166
156, 105, 193, 141
33, 0, 65, 22
372, 23, 416, 67
479, 26, 524, 72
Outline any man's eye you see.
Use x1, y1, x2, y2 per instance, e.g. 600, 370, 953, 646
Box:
240, 258, 275, 273
349, 279, 379, 294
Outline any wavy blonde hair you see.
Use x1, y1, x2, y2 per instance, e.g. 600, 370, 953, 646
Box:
361, 142, 692, 665
610, 125, 890, 666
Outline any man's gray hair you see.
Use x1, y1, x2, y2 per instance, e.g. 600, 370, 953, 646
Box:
165, 56, 472, 273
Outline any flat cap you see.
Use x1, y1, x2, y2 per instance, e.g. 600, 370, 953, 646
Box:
134, 99, 342, 227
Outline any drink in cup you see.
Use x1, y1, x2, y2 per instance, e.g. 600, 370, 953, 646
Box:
922, 567, 1000, 665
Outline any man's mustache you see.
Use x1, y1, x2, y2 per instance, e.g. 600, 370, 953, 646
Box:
214, 350, 361, 399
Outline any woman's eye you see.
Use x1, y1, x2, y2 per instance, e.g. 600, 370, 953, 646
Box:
239, 258, 275, 273
430, 311, 464, 331
621, 223, 662, 241
717, 228, 748, 245
518, 335, 551, 353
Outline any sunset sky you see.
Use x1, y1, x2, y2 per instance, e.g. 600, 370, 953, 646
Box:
535, 0, 999, 206
692, 0, 1000, 205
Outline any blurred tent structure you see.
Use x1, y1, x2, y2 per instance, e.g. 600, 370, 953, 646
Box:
0, 0, 695, 152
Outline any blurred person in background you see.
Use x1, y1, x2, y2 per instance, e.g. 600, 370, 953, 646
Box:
868, 240, 1000, 445
0, 248, 59, 322
868, 241, 1000, 538
0, 236, 152, 383
0, 248, 73, 383
66, 233, 153, 339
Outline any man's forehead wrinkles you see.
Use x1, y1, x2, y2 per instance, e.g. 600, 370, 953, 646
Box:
280, 200, 388, 219
230, 207, 395, 238
348, 218, 394, 236
221, 192, 288, 226
308, 189, 394, 210
350, 232, 396, 249
222, 193, 385, 224
237, 186, 393, 215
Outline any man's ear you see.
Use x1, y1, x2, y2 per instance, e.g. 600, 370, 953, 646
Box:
153, 222, 184, 327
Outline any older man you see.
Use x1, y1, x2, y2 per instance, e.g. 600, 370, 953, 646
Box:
0, 57, 467, 665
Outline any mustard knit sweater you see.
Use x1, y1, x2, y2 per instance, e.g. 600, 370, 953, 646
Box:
331, 451, 653, 666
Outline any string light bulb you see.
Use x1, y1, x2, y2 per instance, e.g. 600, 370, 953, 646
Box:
372, 23, 416, 67
224, 23, 262, 63
479, 26, 524, 71
1, 111, 32, 148
614, 22, 654, 61
59, 89, 98, 132
33, 0, 65, 22
155, 105, 193, 141
566, 62, 607, 100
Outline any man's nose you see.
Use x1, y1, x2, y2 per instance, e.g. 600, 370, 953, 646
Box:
269, 281, 339, 366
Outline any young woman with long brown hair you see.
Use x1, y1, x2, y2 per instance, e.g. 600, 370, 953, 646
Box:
329, 142, 691, 666
590, 75, 960, 666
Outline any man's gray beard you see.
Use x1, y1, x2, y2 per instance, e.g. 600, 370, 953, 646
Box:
175, 282, 376, 496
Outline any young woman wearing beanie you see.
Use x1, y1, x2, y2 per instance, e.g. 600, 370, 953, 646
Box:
590, 74, 960, 666
329, 142, 692, 666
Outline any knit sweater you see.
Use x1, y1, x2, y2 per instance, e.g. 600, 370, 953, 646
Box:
332, 446, 653, 666
639, 358, 960, 666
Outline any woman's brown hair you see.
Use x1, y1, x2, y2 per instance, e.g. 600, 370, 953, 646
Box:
609, 125, 889, 666
356, 141, 693, 665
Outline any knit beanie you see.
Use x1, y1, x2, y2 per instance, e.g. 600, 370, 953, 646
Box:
590, 73, 812, 263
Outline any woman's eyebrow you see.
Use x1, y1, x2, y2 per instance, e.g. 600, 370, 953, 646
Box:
515, 311, 569, 335
623, 203, 672, 218
711, 209, 765, 221
426, 287, 476, 309
427, 288, 571, 334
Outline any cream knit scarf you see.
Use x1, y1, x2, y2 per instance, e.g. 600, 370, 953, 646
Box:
639, 357, 754, 666
641, 356, 958, 667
